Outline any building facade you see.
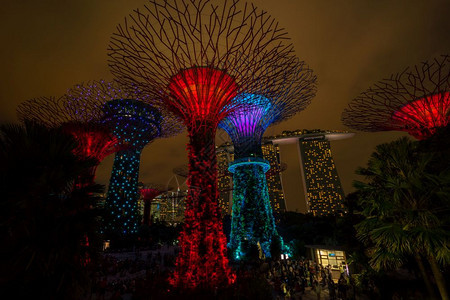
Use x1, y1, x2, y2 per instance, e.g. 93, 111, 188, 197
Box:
270, 129, 352, 216
262, 142, 287, 215
298, 137, 345, 216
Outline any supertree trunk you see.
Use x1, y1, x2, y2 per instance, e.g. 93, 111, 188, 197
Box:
229, 162, 281, 259
171, 123, 234, 289
104, 148, 142, 236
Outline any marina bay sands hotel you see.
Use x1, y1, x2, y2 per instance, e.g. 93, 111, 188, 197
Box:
216, 129, 354, 217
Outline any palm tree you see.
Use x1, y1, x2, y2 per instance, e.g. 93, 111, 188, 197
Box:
354, 137, 450, 300
0, 121, 104, 299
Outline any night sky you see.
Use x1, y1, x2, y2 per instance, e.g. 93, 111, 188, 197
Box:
1, 0, 449, 212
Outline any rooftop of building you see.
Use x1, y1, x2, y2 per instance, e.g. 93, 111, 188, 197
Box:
217, 129, 354, 149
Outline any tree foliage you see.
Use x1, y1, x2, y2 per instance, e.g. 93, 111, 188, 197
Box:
0, 122, 104, 299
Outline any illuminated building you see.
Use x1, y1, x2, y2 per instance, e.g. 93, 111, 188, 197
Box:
299, 138, 345, 216
305, 245, 348, 279
342, 55, 450, 140
262, 142, 287, 215
150, 190, 187, 224
216, 147, 234, 216
269, 129, 353, 216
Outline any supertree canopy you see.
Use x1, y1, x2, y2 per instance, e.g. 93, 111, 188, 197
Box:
219, 62, 317, 260
140, 184, 165, 226
16, 96, 121, 187
66, 80, 182, 237
342, 55, 450, 140
108, 0, 299, 289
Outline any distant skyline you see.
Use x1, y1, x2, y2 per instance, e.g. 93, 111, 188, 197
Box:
1, 0, 449, 212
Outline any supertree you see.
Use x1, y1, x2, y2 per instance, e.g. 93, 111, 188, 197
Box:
218, 62, 316, 260
140, 184, 166, 225
108, 0, 298, 289
17, 96, 121, 187
342, 55, 450, 140
16, 95, 123, 265
66, 80, 182, 237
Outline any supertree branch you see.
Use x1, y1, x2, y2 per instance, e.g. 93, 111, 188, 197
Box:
108, 0, 295, 114
342, 55, 450, 140
107, 0, 300, 290
16, 96, 120, 185
65, 80, 182, 236
65, 79, 183, 138
219, 59, 316, 157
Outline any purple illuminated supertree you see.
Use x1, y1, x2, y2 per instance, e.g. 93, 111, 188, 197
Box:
108, 0, 298, 289
342, 55, 450, 140
218, 61, 316, 260
66, 80, 182, 236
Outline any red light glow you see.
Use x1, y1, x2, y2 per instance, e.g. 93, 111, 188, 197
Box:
167, 67, 238, 126
166, 67, 236, 289
392, 92, 450, 140
63, 123, 121, 186
170, 138, 235, 289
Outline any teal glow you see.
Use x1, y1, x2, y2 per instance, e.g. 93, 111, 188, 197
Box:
228, 161, 289, 260
228, 157, 271, 173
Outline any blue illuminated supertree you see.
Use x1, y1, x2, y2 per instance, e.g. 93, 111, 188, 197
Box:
66, 80, 182, 237
102, 99, 162, 235
219, 62, 317, 260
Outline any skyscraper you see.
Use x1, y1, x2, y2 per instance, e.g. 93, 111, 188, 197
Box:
271, 129, 353, 216
216, 147, 234, 216
262, 142, 287, 215
298, 138, 345, 216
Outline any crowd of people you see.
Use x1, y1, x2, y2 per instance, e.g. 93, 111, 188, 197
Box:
87, 246, 357, 299
90, 246, 177, 299
266, 260, 355, 300
237, 259, 356, 300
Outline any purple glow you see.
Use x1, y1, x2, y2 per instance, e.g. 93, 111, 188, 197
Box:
221, 93, 272, 138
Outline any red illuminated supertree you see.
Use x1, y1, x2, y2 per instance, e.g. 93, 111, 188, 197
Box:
108, 0, 298, 289
140, 184, 166, 226
342, 55, 450, 140
17, 96, 121, 186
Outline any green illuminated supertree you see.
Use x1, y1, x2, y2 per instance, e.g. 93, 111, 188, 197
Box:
219, 62, 316, 260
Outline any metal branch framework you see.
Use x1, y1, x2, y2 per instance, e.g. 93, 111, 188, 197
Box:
65, 80, 182, 236
16, 96, 120, 185
342, 55, 450, 140
108, 0, 298, 289
219, 60, 316, 158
